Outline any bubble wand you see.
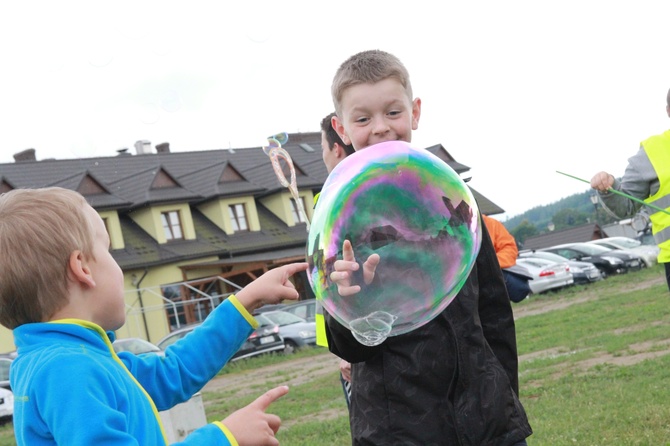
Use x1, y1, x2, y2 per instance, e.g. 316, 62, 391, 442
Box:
263, 132, 311, 230
556, 170, 670, 216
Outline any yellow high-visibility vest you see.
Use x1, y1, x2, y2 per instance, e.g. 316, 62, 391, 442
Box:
312, 192, 330, 347
641, 130, 670, 263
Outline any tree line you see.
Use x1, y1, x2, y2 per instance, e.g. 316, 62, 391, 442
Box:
502, 189, 620, 244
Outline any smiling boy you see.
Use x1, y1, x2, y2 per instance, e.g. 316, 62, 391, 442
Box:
324, 50, 532, 446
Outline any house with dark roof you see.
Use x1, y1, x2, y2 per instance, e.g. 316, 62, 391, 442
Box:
521, 223, 606, 251
0, 133, 505, 350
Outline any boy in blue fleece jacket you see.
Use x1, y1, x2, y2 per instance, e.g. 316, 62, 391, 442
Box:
0, 187, 308, 446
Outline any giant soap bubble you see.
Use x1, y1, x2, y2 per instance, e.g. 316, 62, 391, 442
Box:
306, 141, 481, 346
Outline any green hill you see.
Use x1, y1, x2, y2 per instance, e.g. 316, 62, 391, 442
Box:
500, 188, 620, 244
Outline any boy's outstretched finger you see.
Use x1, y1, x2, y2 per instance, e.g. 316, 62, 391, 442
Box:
251, 385, 290, 412
363, 253, 380, 285
342, 239, 356, 262
281, 262, 309, 277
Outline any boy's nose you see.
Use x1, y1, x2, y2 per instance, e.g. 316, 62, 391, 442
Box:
371, 118, 390, 136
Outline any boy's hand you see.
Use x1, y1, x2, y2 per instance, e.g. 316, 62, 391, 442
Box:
340, 359, 352, 382
330, 240, 380, 296
236, 262, 309, 312
222, 385, 288, 446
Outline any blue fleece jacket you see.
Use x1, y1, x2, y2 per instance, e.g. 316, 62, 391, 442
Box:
10, 295, 257, 445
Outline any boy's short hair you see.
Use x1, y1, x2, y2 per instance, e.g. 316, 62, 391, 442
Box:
0, 187, 95, 329
667, 87, 670, 107
331, 49, 412, 115
320, 112, 355, 156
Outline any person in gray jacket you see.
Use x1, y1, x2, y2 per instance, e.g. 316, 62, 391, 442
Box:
591, 87, 670, 290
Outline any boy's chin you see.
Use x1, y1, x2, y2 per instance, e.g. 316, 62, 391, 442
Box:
106, 318, 127, 332
359, 138, 411, 150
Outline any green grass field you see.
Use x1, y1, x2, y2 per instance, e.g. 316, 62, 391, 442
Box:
1, 265, 668, 445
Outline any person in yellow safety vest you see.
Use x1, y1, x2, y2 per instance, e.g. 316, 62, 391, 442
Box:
591, 87, 670, 291
315, 111, 355, 408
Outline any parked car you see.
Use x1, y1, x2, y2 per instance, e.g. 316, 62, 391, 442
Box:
0, 357, 11, 390
586, 236, 659, 268
0, 387, 13, 421
515, 257, 574, 295
253, 302, 289, 314
156, 320, 285, 362
540, 242, 642, 278
519, 250, 603, 284
637, 230, 656, 247
254, 311, 317, 354
280, 298, 317, 322
113, 338, 164, 356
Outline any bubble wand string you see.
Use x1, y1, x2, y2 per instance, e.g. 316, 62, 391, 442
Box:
556, 170, 670, 216
263, 132, 311, 230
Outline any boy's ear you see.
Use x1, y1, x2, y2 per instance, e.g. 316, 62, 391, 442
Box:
332, 115, 352, 146
68, 250, 96, 289
333, 143, 343, 159
411, 98, 422, 131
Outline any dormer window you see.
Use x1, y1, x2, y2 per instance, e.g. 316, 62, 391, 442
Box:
102, 217, 111, 240
228, 203, 249, 232
161, 210, 184, 240
290, 197, 307, 224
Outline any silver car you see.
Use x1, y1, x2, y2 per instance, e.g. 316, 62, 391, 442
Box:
519, 251, 602, 284
587, 237, 659, 268
515, 257, 574, 295
0, 387, 13, 420
255, 311, 317, 354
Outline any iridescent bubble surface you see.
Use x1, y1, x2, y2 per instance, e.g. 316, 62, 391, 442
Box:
306, 141, 481, 346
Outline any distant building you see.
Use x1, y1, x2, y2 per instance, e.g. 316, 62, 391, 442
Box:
0, 134, 504, 351
522, 223, 606, 250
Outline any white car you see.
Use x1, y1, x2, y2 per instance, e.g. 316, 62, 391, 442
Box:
587, 237, 659, 268
0, 387, 13, 420
515, 257, 574, 295
113, 338, 164, 357
519, 251, 603, 284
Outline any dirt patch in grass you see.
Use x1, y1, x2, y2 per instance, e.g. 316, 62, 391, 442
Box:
513, 274, 666, 319
203, 351, 341, 399
517, 272, 670, 380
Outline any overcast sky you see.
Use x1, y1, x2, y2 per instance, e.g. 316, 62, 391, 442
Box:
2, 1, 669, 219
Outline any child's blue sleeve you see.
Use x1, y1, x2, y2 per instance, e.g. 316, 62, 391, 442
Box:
120, 296, 255, 410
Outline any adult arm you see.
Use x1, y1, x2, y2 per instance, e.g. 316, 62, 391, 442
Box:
483, 215, 518, 268
596, 147, 658, 218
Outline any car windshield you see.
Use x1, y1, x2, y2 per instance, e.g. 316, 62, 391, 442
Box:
594, 241, 619, 250
262, 311, 306, 326
517, 258, 551, 268
0, 359, 10, 381
524, 251, 567, 263
571, 244, 610, 255
610, 238, 640, 249
114, 338, 162, 355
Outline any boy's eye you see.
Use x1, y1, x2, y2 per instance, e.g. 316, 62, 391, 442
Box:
355, 117, 369, 124
388, 110, 402, 117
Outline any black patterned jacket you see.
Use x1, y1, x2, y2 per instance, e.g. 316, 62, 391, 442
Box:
325, 221, 533, 446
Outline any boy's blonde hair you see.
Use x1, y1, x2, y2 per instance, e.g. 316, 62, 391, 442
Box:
331, 49, 412, 115
0, 187, 95, 329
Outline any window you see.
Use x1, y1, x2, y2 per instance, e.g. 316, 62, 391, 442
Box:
290, 197, 307, 224
102, 217, 111, 237
161, 211, 183, 240
228, 203, 249, 231
162, 280, 228, 330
